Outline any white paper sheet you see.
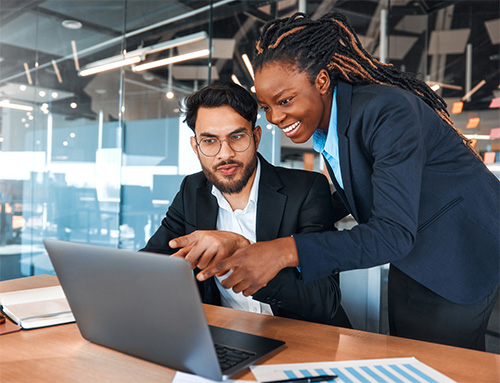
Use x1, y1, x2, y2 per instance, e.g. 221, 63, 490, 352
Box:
250, 357, 457, 383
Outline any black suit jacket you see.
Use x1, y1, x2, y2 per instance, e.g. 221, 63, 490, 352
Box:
294, 81, 499, 304
143, 154, 351, 327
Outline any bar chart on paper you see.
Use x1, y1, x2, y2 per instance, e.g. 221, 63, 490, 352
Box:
250, 357, 457, 383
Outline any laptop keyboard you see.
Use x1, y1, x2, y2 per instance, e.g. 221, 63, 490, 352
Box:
214, 344, 256, 372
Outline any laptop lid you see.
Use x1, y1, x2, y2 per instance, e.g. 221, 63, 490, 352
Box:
43, 238, 284, 381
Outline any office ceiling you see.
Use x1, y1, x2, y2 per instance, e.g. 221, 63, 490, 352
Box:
0, 0, 498, 121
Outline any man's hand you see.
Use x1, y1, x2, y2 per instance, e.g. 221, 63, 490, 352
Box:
169, 230, 251, 269
196, 237, 300, 296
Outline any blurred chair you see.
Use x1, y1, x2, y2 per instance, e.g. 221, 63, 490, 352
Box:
120, 185, 154, 250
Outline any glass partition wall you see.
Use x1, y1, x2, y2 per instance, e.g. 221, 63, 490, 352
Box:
0, 0, 284, 279
0, 0, 498, 345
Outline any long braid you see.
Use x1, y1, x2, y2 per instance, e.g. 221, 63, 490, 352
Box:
253, 12, 479, 158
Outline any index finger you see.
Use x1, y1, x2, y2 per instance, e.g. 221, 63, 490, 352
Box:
169, 232, 199, 249
196, 260, 233, 281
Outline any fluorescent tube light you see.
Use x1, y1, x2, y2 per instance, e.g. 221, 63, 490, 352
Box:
231, 74, 242, 86
145, 32, 208, 55
0, 100, 34, 111
242, 54, 254, 80
23, 63, 33, 85
133, 49, 210, 72
464, 134, 491, 140
426, 81, 462, 91
71, 40, 81, 71
52, 60, 63, 83
79, 55, 142, 77
462, 79, 486, 101
77, 32, 209, 77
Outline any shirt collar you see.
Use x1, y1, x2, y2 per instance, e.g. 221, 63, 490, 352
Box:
211, 157, 261, 212
312, 86, 338, 159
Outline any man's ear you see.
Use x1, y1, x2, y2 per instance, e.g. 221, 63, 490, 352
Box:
190, 136, 200, 157
315, 69, 331, 95
253, 125, 262, 150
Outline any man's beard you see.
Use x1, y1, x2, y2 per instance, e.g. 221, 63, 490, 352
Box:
202, 157, 257, 195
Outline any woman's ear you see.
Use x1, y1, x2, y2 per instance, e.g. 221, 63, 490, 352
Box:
315, 69, 331, 95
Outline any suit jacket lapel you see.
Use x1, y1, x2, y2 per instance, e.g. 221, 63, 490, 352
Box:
255, 154, 287, 241
336, 81, 359, 221
196, 180, 218, 230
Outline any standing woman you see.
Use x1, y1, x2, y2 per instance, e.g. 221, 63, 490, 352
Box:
197, 11, 499, 350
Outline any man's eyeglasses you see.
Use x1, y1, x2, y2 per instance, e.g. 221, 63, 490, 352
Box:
195, 132, 254, 157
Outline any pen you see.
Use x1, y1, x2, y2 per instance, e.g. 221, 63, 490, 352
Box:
264, 375, 337, 383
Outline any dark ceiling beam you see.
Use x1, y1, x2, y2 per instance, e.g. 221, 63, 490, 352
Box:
414, 0, 463, 14
243, 8, 274, 23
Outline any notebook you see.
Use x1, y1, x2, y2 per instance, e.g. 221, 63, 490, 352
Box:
43, 238, 285, 381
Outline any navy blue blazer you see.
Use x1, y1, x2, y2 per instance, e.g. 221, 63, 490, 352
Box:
294, 81, 499, 304
143, 154, 351, 327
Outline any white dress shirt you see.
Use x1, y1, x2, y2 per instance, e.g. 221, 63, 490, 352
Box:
211, 159, 273, 315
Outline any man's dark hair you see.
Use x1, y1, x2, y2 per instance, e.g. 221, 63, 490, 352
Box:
183, 82, 258, 133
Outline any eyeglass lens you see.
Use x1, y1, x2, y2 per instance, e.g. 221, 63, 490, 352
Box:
198, 132, 252, 156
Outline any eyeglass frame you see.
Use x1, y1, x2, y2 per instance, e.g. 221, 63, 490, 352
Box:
194, 130, 255, 157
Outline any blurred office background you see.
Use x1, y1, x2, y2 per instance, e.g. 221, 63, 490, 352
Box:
0, 0, 498, 351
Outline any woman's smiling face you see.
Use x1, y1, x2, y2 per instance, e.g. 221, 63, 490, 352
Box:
255, 62, 332, 143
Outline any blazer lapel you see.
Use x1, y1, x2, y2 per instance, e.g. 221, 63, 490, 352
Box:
196, 180, 218, 230
255, 154, 287, 241
336, 81, 360, 221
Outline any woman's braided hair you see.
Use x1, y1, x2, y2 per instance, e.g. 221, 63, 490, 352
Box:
253, 11, 478, 156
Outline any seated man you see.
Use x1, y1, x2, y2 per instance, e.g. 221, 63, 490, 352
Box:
143, 82, 351, 328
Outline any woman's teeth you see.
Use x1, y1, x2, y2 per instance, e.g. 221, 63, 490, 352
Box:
283, 121, 300, 133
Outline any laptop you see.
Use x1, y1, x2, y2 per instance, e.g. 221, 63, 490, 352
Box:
43, 238, 285, 381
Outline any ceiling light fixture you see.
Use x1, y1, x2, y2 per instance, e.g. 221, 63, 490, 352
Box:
425, 81, 462, 91
62, 20, 82, 30
231, 74, 242, 86
133, 49, 210, 72
52, 60, 63, 83
464, 134, 490, 140
241, 54, 254, 80
462, 79, 486, 101
78, 32, 208, 76
142, 31, 207, 56
0, 100, 34, 111
71, 40, 81, 71
23, 63, 33, 85
79, 55, 142, 77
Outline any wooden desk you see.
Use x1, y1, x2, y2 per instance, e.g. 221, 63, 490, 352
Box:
1, 275, 498, 382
